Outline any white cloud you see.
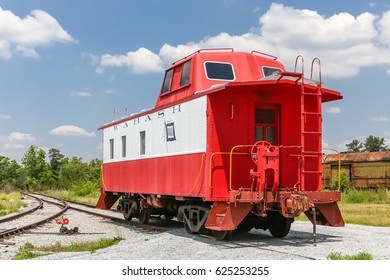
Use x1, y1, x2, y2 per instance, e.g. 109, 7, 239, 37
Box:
3, 143, 25, 150
104, 89, 115, 94
326, 107, 341, 114
50, 125, 96, 137
378, 10, 390, 46
69, 91, 93, 97
372, 116, 389, 122
99, 47, 164, 74
96, 4, 390, 79
0, 7, 77, 59
9, 132, 36, 142
0, 114, 11, 120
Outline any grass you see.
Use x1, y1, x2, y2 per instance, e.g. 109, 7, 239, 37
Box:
13, 237, 123, 260
296, 189, 390, 226
0, 192, 27, 217
327, 252, 373, 260
342, 189, 390, 204
40, 189, 100, 205
339, 189, 390, 226
339, 203, 390, 226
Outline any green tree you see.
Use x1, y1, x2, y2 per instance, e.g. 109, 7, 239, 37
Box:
0, 155, 24, 188
58, 156, 101, 196
88, 158, 102, 185
363, 135, 388, 152
345, 139, 363, 153
58, 156, 90, 188
21, 145, 50, 187
48, 148, 65, 187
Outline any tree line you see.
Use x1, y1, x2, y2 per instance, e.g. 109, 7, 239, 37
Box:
345, 135, 389, 153
0, 145, 101, 193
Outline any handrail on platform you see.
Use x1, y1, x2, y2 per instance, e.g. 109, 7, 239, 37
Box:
209, 150, 250, 190
323, 147, 341, 191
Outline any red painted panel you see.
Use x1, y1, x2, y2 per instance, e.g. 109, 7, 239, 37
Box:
102, 153, 206, 198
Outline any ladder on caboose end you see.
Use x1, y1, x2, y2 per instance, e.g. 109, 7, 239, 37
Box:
295, 56, 323, 191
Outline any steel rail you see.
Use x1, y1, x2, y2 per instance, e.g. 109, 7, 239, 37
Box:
0, 194, 68, 241
32, 193, 166, 232
0, 193, 43, 224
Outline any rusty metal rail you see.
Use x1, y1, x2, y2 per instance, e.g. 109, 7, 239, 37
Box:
0, 194, 43, 224
0, 194, 68, 241
32, 193, 167, 233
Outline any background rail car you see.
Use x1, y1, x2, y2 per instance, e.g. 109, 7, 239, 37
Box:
323, 151, 390, 189
96, 48, 344, 240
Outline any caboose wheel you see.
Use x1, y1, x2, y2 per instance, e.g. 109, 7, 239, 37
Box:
123, 200, 138, 221
139, 207, 151, 224
123, 209, 133, 221
268, 213, 292, 238
213, 230, 233, 241
184, 219, 195, 234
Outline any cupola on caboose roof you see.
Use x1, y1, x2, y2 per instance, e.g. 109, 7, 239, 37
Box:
155, 49, 285, 108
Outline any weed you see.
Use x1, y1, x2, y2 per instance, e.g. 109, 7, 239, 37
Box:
343, 189, 390, 204
13, 243, 41, 260
331, 171, 351, 192
13, 237, 123, 260
0, 192, 27, 217
327, 252, 373, 260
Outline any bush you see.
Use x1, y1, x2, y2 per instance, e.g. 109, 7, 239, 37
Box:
331, 171, 351, 193
70, 181, 100, 197
343, 189, 390, 204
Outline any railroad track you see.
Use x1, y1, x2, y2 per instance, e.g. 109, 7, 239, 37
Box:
32, 193, 169, 232
0, 193, 172, 260
0, 194, 68, 241
1, 193, 320, 260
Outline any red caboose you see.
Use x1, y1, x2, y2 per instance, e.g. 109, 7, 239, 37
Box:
96, 49, 344, 240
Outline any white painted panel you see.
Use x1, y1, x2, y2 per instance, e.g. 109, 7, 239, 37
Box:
102, 96, 207, 163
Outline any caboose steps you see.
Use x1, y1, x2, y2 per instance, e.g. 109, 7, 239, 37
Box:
305, 201, 345, 227
96, 187, 119, 210
304, 191, 345, 227
205, 201, 253, 232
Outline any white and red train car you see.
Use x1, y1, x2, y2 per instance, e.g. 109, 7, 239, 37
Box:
96, 49, 344, 240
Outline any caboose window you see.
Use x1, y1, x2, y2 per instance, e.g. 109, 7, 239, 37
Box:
109, 139, 114, 159
262, 66, 282, 77
161, 69, 173, 93
204, 62, 235, 81
255, 108, 274, 124
180, 60, 191, 86
121, 135, 126, 158
140, 131, 146, 155
255, 108, 278, 145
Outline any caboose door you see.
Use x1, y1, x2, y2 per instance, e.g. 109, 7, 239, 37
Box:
254, 105, 279, 145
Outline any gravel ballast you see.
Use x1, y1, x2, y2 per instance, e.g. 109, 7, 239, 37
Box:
35, 219, 390, 260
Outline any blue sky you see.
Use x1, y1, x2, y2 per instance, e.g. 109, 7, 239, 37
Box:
1, 0, 390, 162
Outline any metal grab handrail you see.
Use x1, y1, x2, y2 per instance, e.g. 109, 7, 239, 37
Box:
209, 151, 250, 190
310, 57, 322, 85
323, 147, 341, 191
188, 153, 206, 195
294, 55, 304, 77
